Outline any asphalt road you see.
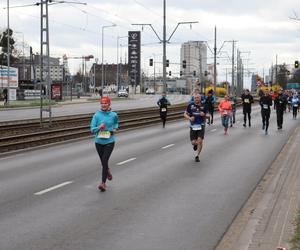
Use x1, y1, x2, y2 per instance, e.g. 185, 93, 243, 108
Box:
0, 105, 299, 250
0, 94, 190, 122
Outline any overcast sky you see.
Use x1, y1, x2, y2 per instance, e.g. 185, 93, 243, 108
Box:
1, 0, 300, 87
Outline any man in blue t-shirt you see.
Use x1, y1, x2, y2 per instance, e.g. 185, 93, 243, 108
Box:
184, 93, 207, 162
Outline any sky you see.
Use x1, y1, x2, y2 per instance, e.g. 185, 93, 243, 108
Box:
1, 0, 300, 88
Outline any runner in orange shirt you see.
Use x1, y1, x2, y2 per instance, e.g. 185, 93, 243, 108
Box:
219, 95, 233, 135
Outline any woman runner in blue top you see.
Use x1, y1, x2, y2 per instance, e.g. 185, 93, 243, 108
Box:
90, 96, 119, 191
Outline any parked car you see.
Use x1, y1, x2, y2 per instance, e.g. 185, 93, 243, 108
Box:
118, 89, 128, 97
146, 88, 155, 95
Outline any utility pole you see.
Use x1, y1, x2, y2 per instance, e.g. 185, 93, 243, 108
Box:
275, 54, 278, 85
40, 0, 52, 127
162, 0, 166, 92
213, 26, 217, 94
7, 0, 10, 105
199, 44, 203, 93
231, 40, 237, 94
132, 0, 198, 93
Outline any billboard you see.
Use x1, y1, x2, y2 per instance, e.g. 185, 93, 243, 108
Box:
51, 83, 62, 100
128, 31, 141, 87
0, 65, 18, 88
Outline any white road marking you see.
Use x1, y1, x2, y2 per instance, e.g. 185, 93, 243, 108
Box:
162, 144, 175, 149
211, 129, 217, 132
117, 158, 136, 166
34, 181, 73, 195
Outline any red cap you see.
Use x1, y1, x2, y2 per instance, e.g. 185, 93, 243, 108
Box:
100, 96, 111, 105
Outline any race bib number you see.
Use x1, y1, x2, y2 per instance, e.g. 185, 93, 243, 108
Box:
223, 110, 228, 115
263, 104, 269, 109
294, 104, 298, 107
244, 99, 250, 103
191, 125, 202, 131
98, 131, 111, 139
161, 108, 167, 112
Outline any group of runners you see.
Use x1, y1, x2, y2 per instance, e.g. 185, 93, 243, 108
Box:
90, 89, 299, 191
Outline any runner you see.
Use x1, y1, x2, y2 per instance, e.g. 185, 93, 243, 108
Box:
229, 94, 237, 127
274, 89, 288, 130
205, 89, 216, 125
218, 95, 232, 135
291, 92, 299, 119
241, 89, 254, 127
184, 93, 207, 162
157, 92, 171, 128
259, 89, 273, 135
90, 96, 119, 192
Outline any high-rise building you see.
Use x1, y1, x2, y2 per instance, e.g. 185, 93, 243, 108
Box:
180, 41, 207, 78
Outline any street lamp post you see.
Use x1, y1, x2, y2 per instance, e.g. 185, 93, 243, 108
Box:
101, 24, 116, 96
116, 35, 128, 91
94, 58, 98, 94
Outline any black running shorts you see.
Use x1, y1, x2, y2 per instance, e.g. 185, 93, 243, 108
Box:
190, 126, 205, 140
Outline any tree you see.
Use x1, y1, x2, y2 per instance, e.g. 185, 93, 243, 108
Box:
277, 64, 288, 87
288, 69, 300, 83
0, 28, 19, 65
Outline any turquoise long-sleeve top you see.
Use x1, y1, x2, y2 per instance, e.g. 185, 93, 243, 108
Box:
90, 110, 119, 145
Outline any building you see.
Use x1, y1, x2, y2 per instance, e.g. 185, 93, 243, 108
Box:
33, 55, 64, 82
180, 41, 207, 93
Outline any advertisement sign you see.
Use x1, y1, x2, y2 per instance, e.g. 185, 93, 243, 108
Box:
51, 83, 62, 100
128, 31, 141, 87
0, 65, 18, 88
9, 88, 17, 101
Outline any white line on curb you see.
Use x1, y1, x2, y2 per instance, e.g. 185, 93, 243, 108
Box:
117, 158, 136, 166
161, 144, 175, 149
34, 181, 73, 195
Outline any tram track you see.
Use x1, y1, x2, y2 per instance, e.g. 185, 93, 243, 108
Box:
0, 104, 186, 154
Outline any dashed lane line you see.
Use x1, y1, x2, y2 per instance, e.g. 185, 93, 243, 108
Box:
34, 181, 73, 195
117, 157, 136, 166
161, 144, 175, 149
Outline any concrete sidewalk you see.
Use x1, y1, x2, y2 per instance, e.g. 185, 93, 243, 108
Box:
217, 125, 300, 250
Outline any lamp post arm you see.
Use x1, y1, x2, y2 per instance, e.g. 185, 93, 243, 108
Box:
132, 23, 162, 42
167, 21, 198, 42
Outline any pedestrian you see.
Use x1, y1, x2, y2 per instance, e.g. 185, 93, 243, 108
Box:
157, 92, 171, 128
274, 89, 288, 130
189, 88, 200, 104
184, 93, 207, 162
3, 88, 8, 105
241, 89, 254, 127
290, 92, 299, 119
90, 96, 119, 191
229, 94, 237, 127
205, 89, 216, 125
259, 89, 273, 135
218, 95, 232, 135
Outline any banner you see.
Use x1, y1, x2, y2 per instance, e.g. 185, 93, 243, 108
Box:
128, 31, 141, 87
0, 65, 18, 88
51, 83, 62, 100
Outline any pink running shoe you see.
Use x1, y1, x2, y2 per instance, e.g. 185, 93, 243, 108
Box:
107, 169, 113, 181
98, 182, 106, 192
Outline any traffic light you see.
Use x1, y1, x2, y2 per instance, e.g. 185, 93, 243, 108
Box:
295, 60, 299, 68
149, 58, 153, 66
168, 71, 171, 76
204, 70, 208, 76
180, 71, 183, 76
166, 60, 169, 67
193, 71, 196, 76
182, 60, 186, 69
